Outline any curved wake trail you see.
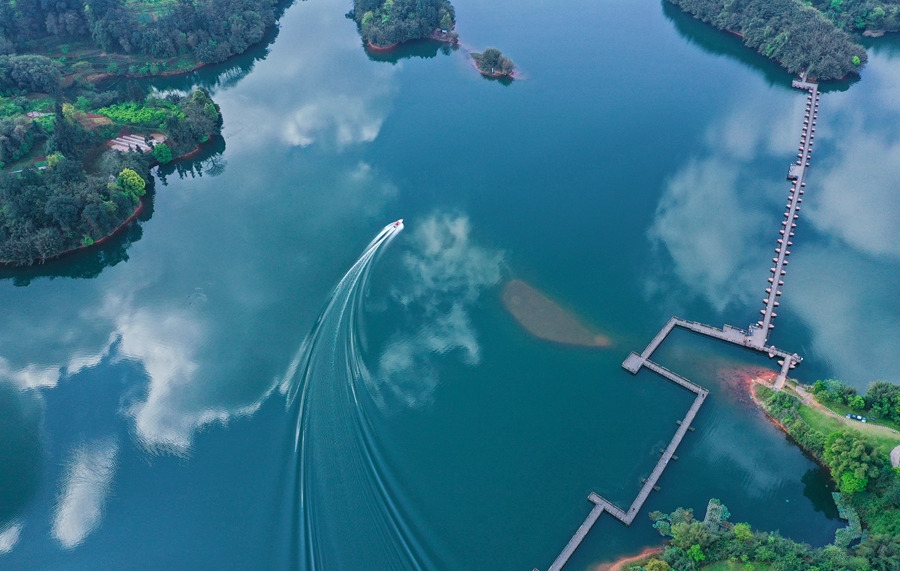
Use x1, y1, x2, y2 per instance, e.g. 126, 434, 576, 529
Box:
282, 220, 433, 570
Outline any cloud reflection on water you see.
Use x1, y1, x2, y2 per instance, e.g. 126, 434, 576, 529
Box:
368, 214, 503, 409
51, 439, 118, 549
650, 53, 900, 385
215, 0, 396, 153
0, 522, 21, 554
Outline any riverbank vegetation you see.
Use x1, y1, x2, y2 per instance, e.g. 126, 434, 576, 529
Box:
758, 382, 900, 535
0, 0, 285, 76
625, 379, 900, 570
665, 0, 868, 79
633, 497, 900, 570
349, 0, 456, 47
472, 47, 514, 77
0, 85, 221, 265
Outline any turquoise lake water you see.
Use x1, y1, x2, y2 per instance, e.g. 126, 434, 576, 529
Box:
2, 0, 900, 568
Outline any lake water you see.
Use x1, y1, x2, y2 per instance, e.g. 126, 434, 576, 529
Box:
3, 0, 900, 568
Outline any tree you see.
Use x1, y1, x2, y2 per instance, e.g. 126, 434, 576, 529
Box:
733, 522, 753, 541
117, 167, 146, 197
824, 431, 882, 493
475, 47, 514, 76
849, 395, 866, 411
645, 559, 670, 571
152, 142, 173, 164
841, 471, 868, 494
686, 544, 706, 562
866, 381, 900, 421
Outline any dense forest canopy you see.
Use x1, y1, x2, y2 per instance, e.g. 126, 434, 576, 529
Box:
810, 0, 900, 33
667, 0, 868, 79
0, 0, 280, 64
350, 0, 455, 47
645, 498, 900, 570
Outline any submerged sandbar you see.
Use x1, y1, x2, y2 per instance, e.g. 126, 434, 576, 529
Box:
502, 280, 611, 347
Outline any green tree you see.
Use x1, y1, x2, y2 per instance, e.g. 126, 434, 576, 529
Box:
152, 143, 173, 164
841, 471, 868, 494
824, 431, 882, 493
117, 168, 146, 198
852, 55, 861, 66
645, 559, 670, 571
733, 522, 753, 541
687, 544, 706, 562
849, 395, 866, 410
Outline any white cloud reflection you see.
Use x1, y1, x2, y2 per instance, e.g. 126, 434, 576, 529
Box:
0, 357, 60, 390
649, 57, 900, 386
367, 214, 503, 408
0, 521, 22, 554
51, 439, 118, 549
217, 0, 396, 152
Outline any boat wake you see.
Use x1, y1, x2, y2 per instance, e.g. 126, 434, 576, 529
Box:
280, 220, 435, 570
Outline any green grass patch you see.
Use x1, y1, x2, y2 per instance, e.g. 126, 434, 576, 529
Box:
798, 404, 900, 456
798, 405, 844, 436
818, 397, 900, 432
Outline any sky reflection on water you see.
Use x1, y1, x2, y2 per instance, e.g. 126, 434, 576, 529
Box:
0, 0, 898, 565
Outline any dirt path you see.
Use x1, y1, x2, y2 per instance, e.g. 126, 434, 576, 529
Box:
744, 374, 900, 445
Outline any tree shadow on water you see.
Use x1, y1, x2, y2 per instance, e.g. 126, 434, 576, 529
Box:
364, 38, 456, 65
156, 136, 227, 185
0, 188, 154, 287
479, 72, 514, 86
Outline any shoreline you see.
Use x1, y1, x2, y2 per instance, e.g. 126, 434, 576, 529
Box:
590, 545, 664, 571
365, 40, 400, 51
365, 32, 458, 53
0, 140, 208, 266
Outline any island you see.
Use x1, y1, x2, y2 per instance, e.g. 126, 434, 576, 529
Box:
667, 0, 868, 79
471, 47, 515, 78
349, 0, 457, 49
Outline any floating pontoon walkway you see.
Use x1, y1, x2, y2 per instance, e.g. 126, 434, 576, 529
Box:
536, 78, 818, 571
539, 356, 707, 571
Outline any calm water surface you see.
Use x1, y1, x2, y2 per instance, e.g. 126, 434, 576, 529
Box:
2, 0, 899, 568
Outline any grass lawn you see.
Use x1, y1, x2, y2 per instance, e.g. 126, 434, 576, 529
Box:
818, 397, 900, 432
797, 402, 900, 456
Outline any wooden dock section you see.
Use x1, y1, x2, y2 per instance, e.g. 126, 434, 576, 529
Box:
537, 356, 708, 571
754, 80, 819, 346
545, 499, 607, 571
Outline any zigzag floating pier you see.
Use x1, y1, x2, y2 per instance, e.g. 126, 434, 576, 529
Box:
536, 76, 817, 571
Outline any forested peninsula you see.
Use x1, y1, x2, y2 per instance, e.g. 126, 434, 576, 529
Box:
0, 0, 268, 264
0, 0, 285, 75
666, 0, 869, 79
349, 0, 456, 48
0, 59, 221, 264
